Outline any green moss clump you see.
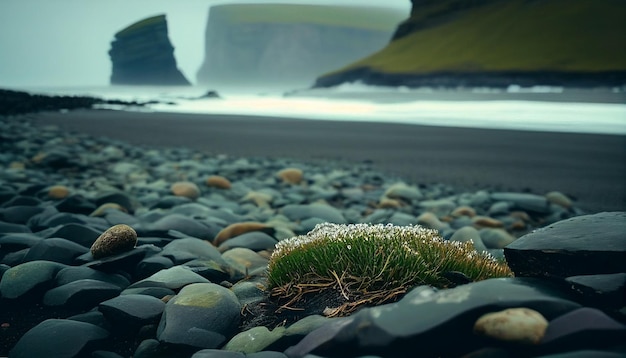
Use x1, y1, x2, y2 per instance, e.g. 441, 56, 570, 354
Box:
267, 223, 512, 316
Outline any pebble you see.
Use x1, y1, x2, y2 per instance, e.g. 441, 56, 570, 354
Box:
0, 113, 622, 358
90, 224, 138, 259
416, 212, 450, 231
473, 307, 548, 345
214, 222, 271, 246
276, 167, 304, 184
171, 181, 202, 200
546, 191, 573, 208
47, 185, 70, 199
9, 319, 109, 358
451, 205, 476, 217
206, 175, 232, 189
383, 182, 423, 202
479, 228, 517, 249
449, 226, 489, 252
157, 282, 242, 349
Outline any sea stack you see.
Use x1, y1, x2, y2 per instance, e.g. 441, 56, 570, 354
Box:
109, 14, 190, 86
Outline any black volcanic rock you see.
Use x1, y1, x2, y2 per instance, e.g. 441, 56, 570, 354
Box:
504, 212, 626, 279
0, 89, 98, 116
109, 14, 190, 86
0, 89, 147, 115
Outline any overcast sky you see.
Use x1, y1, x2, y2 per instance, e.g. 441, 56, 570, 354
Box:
0, 0, 409, 88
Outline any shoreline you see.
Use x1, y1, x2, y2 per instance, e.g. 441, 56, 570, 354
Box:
288, 86, 626, 104
29, 109, 626, 213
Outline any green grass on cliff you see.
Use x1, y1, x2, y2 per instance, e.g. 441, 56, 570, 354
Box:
214, 4, 407, 32
116, 14, 165, 38
324, 0, 626, 75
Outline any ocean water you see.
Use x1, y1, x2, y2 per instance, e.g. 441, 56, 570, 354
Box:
12, 83, 626, 135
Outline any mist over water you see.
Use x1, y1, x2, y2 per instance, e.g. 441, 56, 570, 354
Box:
1, 0, 623, 136
0, 0, 409, 87
15, 83, 626, 136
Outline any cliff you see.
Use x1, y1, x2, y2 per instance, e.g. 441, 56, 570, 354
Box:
109, 14, 190, 86
196, 4, 407, 87
315, 0, 626, 88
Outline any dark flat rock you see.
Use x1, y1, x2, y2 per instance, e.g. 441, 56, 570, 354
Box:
9, 318, 109, 358
0, 260, 67, 300
99, 294, 165, 328
0, 220, 31, 234
285, 277, 581, 358
0, 233, 43, 251
565, 273, 626, 312
82, 244, 160, 273
491, 192, 550, 214
55, 266, 130, 288
43, 279, 122, 309
23, 237, 89, 265
137, 214, 215, 240
217, 231, 278, 252
504, 212, 626, 278
43, 223, 102, 247
0, 205, 45, 224
540, 307, 626, 354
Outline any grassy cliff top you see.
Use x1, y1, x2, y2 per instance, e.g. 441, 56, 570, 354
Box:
324, 0, 626, 75
211, 4, 407, 31
115, 14, 166, 38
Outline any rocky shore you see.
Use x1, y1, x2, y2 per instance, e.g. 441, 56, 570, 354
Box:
0, 89, 146, 116
1, 97, 625, 357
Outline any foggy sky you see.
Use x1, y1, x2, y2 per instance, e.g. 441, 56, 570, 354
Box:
0, 0, 409, 88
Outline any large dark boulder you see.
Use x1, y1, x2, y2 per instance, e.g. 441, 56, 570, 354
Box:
109, 14, 190, 86
504, 212, 626, 279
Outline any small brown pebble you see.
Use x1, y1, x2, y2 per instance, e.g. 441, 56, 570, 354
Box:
472, 216, 504, 228
90, 224, 137, 259
31, 152, 46, 163
214, 222, 269, 246
47, 185, 70, 199
206, 175, 231, 189
545, 191, 573, 208
509, 220, 527, 231
451, 206, 476, 217
90, 203, 127, 217
510, 211, 531, 222
241, 191, 272, 207
277, 168, 303, 184
171, 181, 201, 200
378, 197, 404, 209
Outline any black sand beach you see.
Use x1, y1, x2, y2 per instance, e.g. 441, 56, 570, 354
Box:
31, 109, 626, 213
